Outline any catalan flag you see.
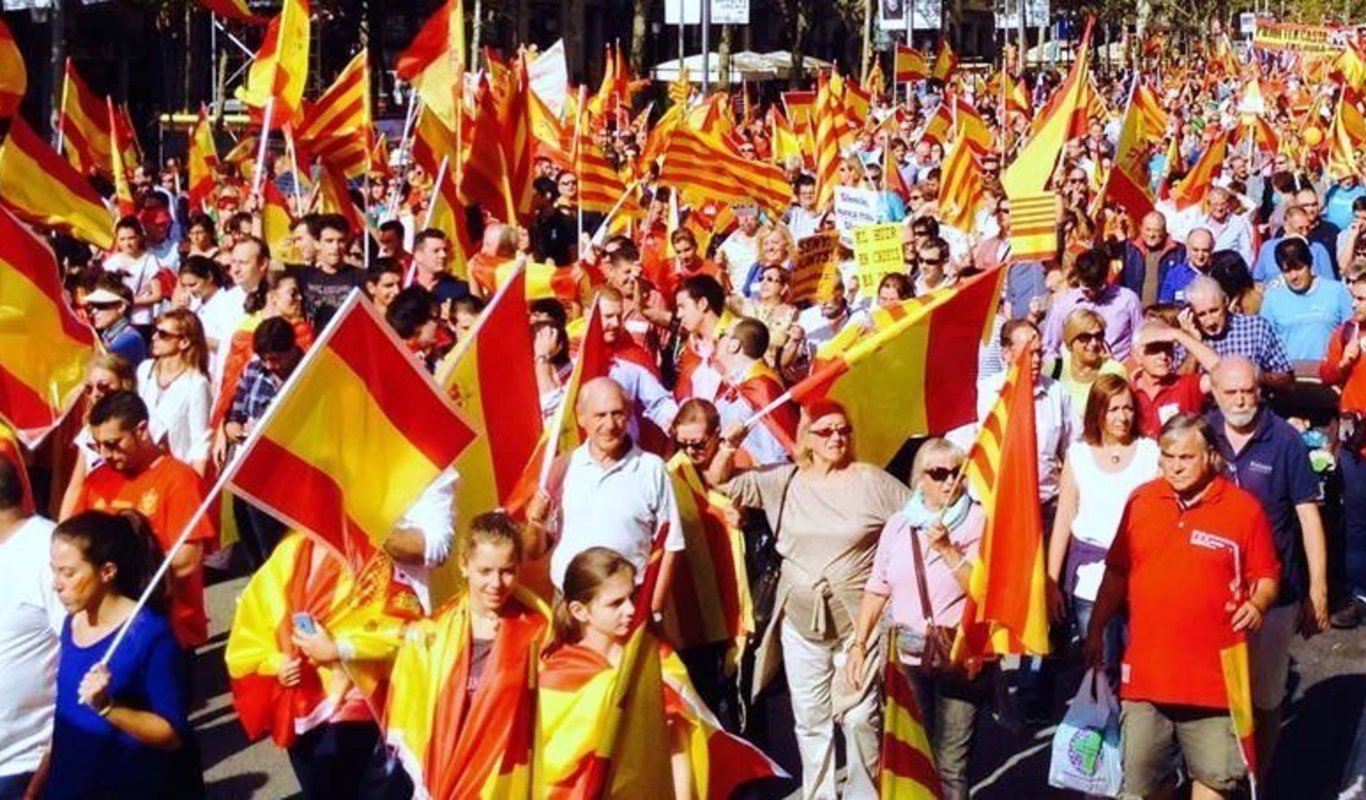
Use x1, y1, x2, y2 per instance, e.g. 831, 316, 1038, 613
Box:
225, 534, 422, 748
459, 76, 517, 223
0, 17, 25, 118
197, 0, 267, 23
295, 49, 372, 179
658, 126, 791, 220
879, 643, 943, 798
788, 269, 1004, 467
1006, 191, 1058, 263
1171, 128, 1232, 211
237, 0, 311, 129
384, 585, 550, 799
1220, 639, 1259, 798
59, 60, 112, 177
0, 205, 98, 447
187, 109, 219, 212
1003, 18, 1093, 198
953, 349, 1050, 666
396, 0, 465, 130
660, 452, 753, 661
895, 45, 929, 84
937, 122, 983, 231
499, 53, 537, 219
226, 292, 476, 569
432, 268, 541, 603
576, 136, 628, 216
0, 116, 116, 250
813, 74, 844, 209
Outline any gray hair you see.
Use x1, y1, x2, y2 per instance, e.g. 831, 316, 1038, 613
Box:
1210, 355, 1261, 389
1184, 275, 1226, 306
1157, 413, 1226, 471
910, 437, 966, 487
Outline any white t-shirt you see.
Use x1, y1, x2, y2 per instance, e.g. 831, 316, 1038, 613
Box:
718, 229, 760, 290
197, 286, 249, 392
1067, 438, 1161, 600
550, 445, 684, 589
0, 516, 64, 778
103, 252, 163, 326
136, 361, 213, 466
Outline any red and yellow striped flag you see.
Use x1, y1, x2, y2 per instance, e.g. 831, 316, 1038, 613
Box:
385, 585, 550, 799
931, 41, 958, 83
296, 49, 372, 179
237, 0, 311, 129
499, 53, 537, 220
396, 0, 465, 130
0, 115, 116, 250
1006, 191, 1058, 263
895, 45, 928, 83
660, 453, 753, 659
658, 126, 791, 220
938, 122, 983, 231
1171, 128, 1232, 211
789, 269, 1005, 467
432, 268, 542, 603
197, 0, 266, 23
1102, 81, 1158, 222
227, 293, 476, 568
0, 17, 25, 118
59, 59, 111, 177
919, 102, 953, 147
0, 423, 34, 513
108, 98, 135, 216
1326, 90, 1366, 180
187, 109, 218, 212
459, 76, 517, 223
954, 97, 992, 154
260, 178, 294, 259
1220, 639, 1259, 796
814, 73, 844, 209
576, 136, 627, 216
953, 348, 1050, 666
314, 162, 366, 239
1003, 18, 1093, 198
879, 645, 943, 798
0, 204, 98, 446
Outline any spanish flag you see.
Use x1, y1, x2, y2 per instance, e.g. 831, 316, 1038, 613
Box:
895, 46, 928, 84
0, 205, 97, 447
260, 178, 295, 260
0, 116, 115, 250
0, 17, 25, 119
788, 268, 1004, 467
396, 0, 466, 130
226, 292, 476, 569
58, 60, 111, 178
197, 0, 267, 24
1101, 81, 1158, 222
187, 108, 218, 213
931, 41, 958, 83
314, 161, 366, 240
384, 586, 550, 799
660, 453, 753, 664
237, 0, 311, 129
432, 268, 541, 603
108, 98, 135, 216
879, 641, 943, 798
1171, 128, 1232, 211
0, 423, 34, 514
1326, 89, 1366, 181
953, 348, 1050, 666
225, 534, 421, 748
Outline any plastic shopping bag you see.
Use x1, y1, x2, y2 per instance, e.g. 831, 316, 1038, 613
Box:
1047, 669, 1123, 797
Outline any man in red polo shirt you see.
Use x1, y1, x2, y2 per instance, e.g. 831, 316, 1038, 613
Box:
1086, 413, 1280, 799
71, 391, 215, 650
1129, 320, 1222, 437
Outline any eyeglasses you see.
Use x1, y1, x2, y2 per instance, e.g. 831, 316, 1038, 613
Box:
153, 327, 183, 340
923, 465, 960, 482
558, 179, 578, 187
86, 381, 116, 395
85, 302, 120, 312
675, 437, 712, 453
809, 424, 852, 439
1072, 331, 1105, 345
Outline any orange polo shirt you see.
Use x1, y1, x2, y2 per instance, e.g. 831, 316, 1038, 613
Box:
1106, 475, 1280, 709
75, 455, 216, 648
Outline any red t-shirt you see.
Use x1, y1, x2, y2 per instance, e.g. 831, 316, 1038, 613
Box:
1106, 476, 1280, 709
75, 455, 216, 648
1131, 371, 1205, 438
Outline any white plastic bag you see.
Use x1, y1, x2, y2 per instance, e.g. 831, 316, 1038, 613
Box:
1047, 669, 1123, 797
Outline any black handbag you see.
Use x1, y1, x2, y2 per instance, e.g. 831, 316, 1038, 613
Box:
747, 467, 797, 636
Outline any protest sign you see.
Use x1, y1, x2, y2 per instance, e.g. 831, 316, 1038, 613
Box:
852, 223, 904, 297
790, 231, 841, 304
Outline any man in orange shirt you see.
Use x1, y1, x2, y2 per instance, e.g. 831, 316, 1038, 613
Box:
1087, 414, 1280, 799
71, 391, 215, 650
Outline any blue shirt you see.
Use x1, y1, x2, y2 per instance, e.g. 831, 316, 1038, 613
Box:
1006, 261, 1046, 320
1252, 236, 1335, 284
1157, 261, 1204, 304
1209, 409, 1318, 605
101, 319, 146, 367
48, 611, 187, 800
1259, 278, 1355, 361
1324, 184, 1366, 233
1203, 313, 1294, 376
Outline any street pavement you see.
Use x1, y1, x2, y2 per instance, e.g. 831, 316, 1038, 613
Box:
196, 573, 1366, 799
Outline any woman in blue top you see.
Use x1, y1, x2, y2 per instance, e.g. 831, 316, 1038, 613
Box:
37, 510, 188, 800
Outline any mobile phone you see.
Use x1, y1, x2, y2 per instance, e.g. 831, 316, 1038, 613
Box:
292, 612, 318, 636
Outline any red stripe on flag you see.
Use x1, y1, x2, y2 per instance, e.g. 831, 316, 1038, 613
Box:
924, 268, 1000, 432
0, 363, 57, 434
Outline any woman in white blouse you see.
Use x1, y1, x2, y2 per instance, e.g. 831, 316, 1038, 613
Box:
136, 308, 213, 476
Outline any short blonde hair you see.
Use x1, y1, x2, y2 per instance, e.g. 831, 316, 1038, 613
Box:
1062, 307, 1106, 347
910, 437, 965, 487
794, 404, 855, 468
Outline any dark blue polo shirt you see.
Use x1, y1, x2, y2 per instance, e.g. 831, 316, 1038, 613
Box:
1208, 408, 1319, 606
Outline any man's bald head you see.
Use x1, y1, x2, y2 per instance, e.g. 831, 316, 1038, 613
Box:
1140, 212, 1167, 247
1211, 355, 1260, 390
1284, 206, 1311, 236
578, 376, 628, 416
1187, 228, 1215, 268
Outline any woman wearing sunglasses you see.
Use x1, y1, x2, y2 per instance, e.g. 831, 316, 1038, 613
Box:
137, 308, 213, 477
846, 437, 984, 800
718, 399, 910, 799
58, 355, 138, 519
1047, 308, 1127, 418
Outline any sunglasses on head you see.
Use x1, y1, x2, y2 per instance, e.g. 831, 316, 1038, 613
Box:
923, 465, 960, 482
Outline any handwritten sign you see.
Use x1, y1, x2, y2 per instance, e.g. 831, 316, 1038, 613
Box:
852, 223, 905, 297
833, 187, 887, 238
789, 231, 842, 304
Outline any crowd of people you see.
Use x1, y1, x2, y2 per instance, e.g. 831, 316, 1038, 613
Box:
5, 34, 1366, 800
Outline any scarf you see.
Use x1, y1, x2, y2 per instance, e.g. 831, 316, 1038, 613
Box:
901, 488, 971, 533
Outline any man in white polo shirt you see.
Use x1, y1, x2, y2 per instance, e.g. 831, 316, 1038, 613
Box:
0, 458, 63, 799
526, 377, 683, 616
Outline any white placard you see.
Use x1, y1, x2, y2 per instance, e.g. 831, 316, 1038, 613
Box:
712, 0, 749, 24
834, 187, 889, 241
1239, 12, 1257, 36
529, 40, 568, 119
665, 0, 702, 25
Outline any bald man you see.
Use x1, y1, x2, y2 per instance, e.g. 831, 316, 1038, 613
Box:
1292, 187, 1341, 260
1253, 206, 1335, 284
1122, 211, 1186, 305
525, 377, 683, 613
1158, 228, 1215, 304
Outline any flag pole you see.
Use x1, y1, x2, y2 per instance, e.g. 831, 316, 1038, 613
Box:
388, 98, 423, 221
537, 301, 601, 489
409, 155, 450, 286
285, 128, 304, 212
95, 290, 369, 669
572, 85, 587, 244
56, 58, 69, 153
250, 97, 276, 200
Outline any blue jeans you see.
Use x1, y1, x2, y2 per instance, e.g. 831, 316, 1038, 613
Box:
1072, 597, 1126, 689
1343, 449, 1366, 599
0, 773, 33, 800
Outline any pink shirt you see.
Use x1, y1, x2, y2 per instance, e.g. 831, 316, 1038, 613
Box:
865, 504, 985, 632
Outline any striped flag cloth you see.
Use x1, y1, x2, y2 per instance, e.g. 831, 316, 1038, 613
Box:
788, 269, 1004, 467
59, 59, 112, 177
1003, 18, 1093, 198
894, 46, 929, 83
1006, 191, 1058, 264
1171, 128, 1232, 211
659, 126, 791, 220
459, 76, 517, 223
813, 74, 844, 209
0, 204, 97, 446
576, 137, 628, 216
952, 348, 1050, 666
295, 49, 372, 179
187, 109, 219, 212
1325, 89, 1366, 180
108, 98, 135, 216
937, 121, 983, 231
226, 292, 476, 569
0, 115, 116, 250
1103, 81, 1162, 222
879, 640, 944, 798
931, 41, 958, 82
1220, 639, 1260, 798
0, 17, 25, 118
396, 0, 465, 130
237, 0, 311, 129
